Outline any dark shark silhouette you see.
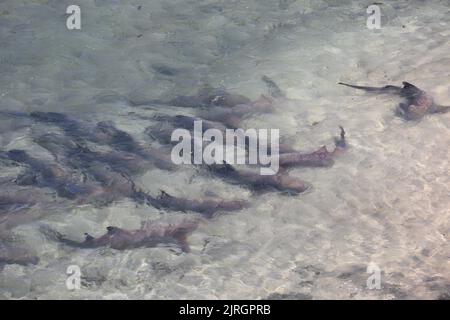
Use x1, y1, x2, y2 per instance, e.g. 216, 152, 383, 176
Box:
133, 77, 278, 128
33, 133, 148, 176
33, 133, 248, 215
129, 86, 251, 109
0, 188, 56, 268
339, 81, 450, 120
278, 127, 347, 168
0, 241, 39, 270
142, 190, 248, 218
0, 149, 101, 200
261, 75, 285, 98
207, 162, 310, 195
44, 220, 200, 253
30, 112, 173, 171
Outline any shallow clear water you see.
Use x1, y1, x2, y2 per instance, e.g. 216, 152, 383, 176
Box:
0, 0, 449, 299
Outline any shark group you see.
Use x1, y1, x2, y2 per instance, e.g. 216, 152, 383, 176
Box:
6, 75, 447, 269
0, 76, 351, 267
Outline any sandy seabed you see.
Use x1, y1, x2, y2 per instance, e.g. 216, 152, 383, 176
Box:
0, 0, 449, 299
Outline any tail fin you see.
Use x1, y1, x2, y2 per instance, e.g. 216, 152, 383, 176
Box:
40, 225, 94, 248
339, 82, 402, 94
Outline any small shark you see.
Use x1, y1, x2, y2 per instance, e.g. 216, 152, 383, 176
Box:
0, 149, 102, 201
152, 114, 229, 133
207, 162, 310, 195
278, 127, 347, 168
129, 86, 251, 108
34, 133, 148, 176
139, 77, 278, 128
0, 188, 49, 268
339, 81, 450, 120
200, 94, 275, 129
0, 241, 39, 270
0, 183, 70, 234
142, 190, 248, 218
146, 114, 229, 146
30, 112, 173, 171
43, 219, 200, 253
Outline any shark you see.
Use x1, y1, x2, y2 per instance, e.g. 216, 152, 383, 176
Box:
0, 149, 103, 201
43, 219, 200, 253
278, 127, 347, 168
339, 81, 450, 120
0, 241, 39, 270
30, 112, 174, 171
207, 162, 311, 195
33, 133, 248, 215
141, 190, 248, 218
129, 86, 251, 109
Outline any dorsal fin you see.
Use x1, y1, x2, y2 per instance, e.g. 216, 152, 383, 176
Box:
159, 190, 174, 200
402, 82, 420, 90
401, 81, 423, 98
84, 233, 95, 241
261, 75, 285, 98
208, 161, 236, 174
106, 226, 120, 235
222, 161, 235, 172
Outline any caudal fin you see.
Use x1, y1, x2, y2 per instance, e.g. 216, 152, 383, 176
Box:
339, 82, 402, 94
